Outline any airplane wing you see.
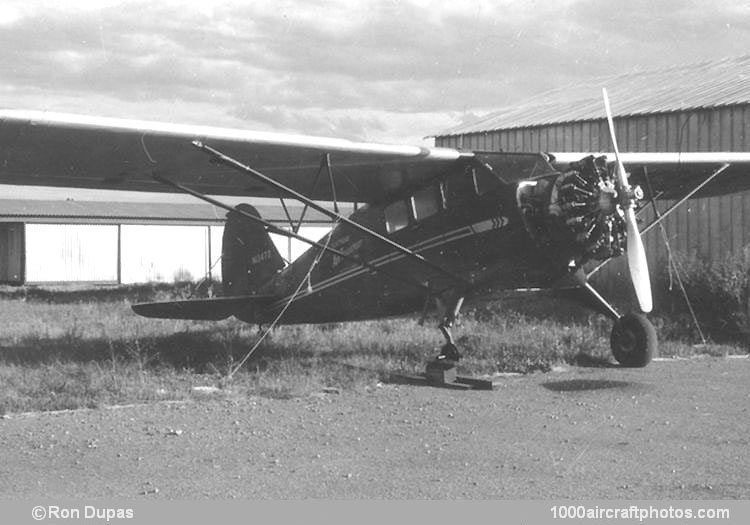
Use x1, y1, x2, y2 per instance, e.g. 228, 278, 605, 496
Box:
0, 110, 467, 203
131, 294, 277, 320
550, 152, 750, 199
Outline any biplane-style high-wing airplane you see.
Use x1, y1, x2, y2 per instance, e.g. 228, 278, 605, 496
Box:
3, 90, 750, 368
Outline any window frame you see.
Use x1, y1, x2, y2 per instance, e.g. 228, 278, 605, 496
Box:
411, 185, 443, 222
472, 165, 500, 196
384, 199, 411, 234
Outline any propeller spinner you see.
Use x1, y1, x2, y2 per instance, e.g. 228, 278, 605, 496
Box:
602, 88, 653, 313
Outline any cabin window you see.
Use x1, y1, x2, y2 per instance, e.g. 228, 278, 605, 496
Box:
411, 186, 442, 221
473, 166, 500, 195
385, 200, 410, 233
444, 167, 475, 207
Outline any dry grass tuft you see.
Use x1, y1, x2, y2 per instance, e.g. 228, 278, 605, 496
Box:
0, 287, 745, 414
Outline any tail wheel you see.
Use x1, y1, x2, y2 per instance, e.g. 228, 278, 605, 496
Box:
610, 313, 656, 367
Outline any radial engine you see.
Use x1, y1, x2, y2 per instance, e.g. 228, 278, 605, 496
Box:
517, 155, 641, 267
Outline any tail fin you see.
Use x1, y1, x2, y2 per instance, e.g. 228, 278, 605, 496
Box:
222, 204, 285, 295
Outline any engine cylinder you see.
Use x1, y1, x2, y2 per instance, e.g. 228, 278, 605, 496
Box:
517, 155, 627, 266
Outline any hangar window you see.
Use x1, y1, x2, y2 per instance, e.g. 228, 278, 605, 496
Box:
411, 186, 443, 221
385, 200, 410, 233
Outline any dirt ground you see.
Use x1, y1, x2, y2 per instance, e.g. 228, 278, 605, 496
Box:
1, 356, 748, 499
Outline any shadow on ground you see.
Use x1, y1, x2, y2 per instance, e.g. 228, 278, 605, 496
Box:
542, 378, 648, 392
571, 352, 618, 368
0, 330, 280, 373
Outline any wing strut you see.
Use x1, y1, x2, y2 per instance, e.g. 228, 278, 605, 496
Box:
642, 167, 707, 344
288, 153, 334, 232
639, 163, 730, 237
151, 173, 430, 293
191, 141, 470, 288
324, 153, 340, 214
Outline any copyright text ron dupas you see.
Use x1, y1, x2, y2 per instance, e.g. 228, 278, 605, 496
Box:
32, 505, 133, 521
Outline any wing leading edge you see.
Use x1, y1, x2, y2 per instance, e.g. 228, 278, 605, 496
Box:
5, 109, 747, 204
0, 110, 467, 203
550, 151, 750, 199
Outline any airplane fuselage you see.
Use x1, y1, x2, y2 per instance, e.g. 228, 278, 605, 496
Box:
239, 154, 569, 324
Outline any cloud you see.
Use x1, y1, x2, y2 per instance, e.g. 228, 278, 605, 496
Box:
1, 0, 749, 144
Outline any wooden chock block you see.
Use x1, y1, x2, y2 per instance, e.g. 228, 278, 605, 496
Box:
425, 357, 457, 385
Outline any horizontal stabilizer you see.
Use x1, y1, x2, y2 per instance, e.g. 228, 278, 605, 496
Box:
131, 295, 276, 320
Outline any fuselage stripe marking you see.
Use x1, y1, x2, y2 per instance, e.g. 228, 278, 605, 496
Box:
270, 216, 508, 309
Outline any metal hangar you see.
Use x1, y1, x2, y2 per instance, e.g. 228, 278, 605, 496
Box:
433, 55, 750, 290
0, 198, 329, 286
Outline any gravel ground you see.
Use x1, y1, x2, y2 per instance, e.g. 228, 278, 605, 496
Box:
1, 356, 748, 499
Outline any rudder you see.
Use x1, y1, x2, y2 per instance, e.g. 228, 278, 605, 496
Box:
222, 204, 285, 295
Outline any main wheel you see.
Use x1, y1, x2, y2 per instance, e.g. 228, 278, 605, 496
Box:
610, 313, 656, 367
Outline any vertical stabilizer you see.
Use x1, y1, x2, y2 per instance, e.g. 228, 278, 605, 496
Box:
222, 204, 285, 295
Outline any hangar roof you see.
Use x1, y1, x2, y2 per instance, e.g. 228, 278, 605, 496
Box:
438, 55, 750, 137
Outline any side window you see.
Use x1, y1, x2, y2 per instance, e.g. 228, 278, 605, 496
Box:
384, 200, 410, 233
411, 186, 442, 221
473, 166, 500, 195
444, 166, 475, 207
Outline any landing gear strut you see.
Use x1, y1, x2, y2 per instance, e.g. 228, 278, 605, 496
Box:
561, 271, 657, 367
436, 296, 464, 362
423, 295, 465, 386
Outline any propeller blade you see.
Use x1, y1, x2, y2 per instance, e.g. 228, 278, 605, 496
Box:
625, 207, 653, 313
603, 87, 653, 313
602, 88, 629, 190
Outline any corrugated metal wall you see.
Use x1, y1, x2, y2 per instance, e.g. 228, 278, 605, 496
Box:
15, 224, 327, 285
120, 225, 211, 284
25, 224, 119, 283
22, 224, 216, 284
436, 106, 750, 290
437, 106, 750, 153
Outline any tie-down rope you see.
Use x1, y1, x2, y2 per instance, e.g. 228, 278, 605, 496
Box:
226, 222, 338, 379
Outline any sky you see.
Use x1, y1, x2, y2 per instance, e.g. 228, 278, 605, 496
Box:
1, 0, 749, 267
1, 0, 750, 148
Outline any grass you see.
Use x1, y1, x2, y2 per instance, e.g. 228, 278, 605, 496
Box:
0, 286, 746, 414
653, 250, 750, 343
